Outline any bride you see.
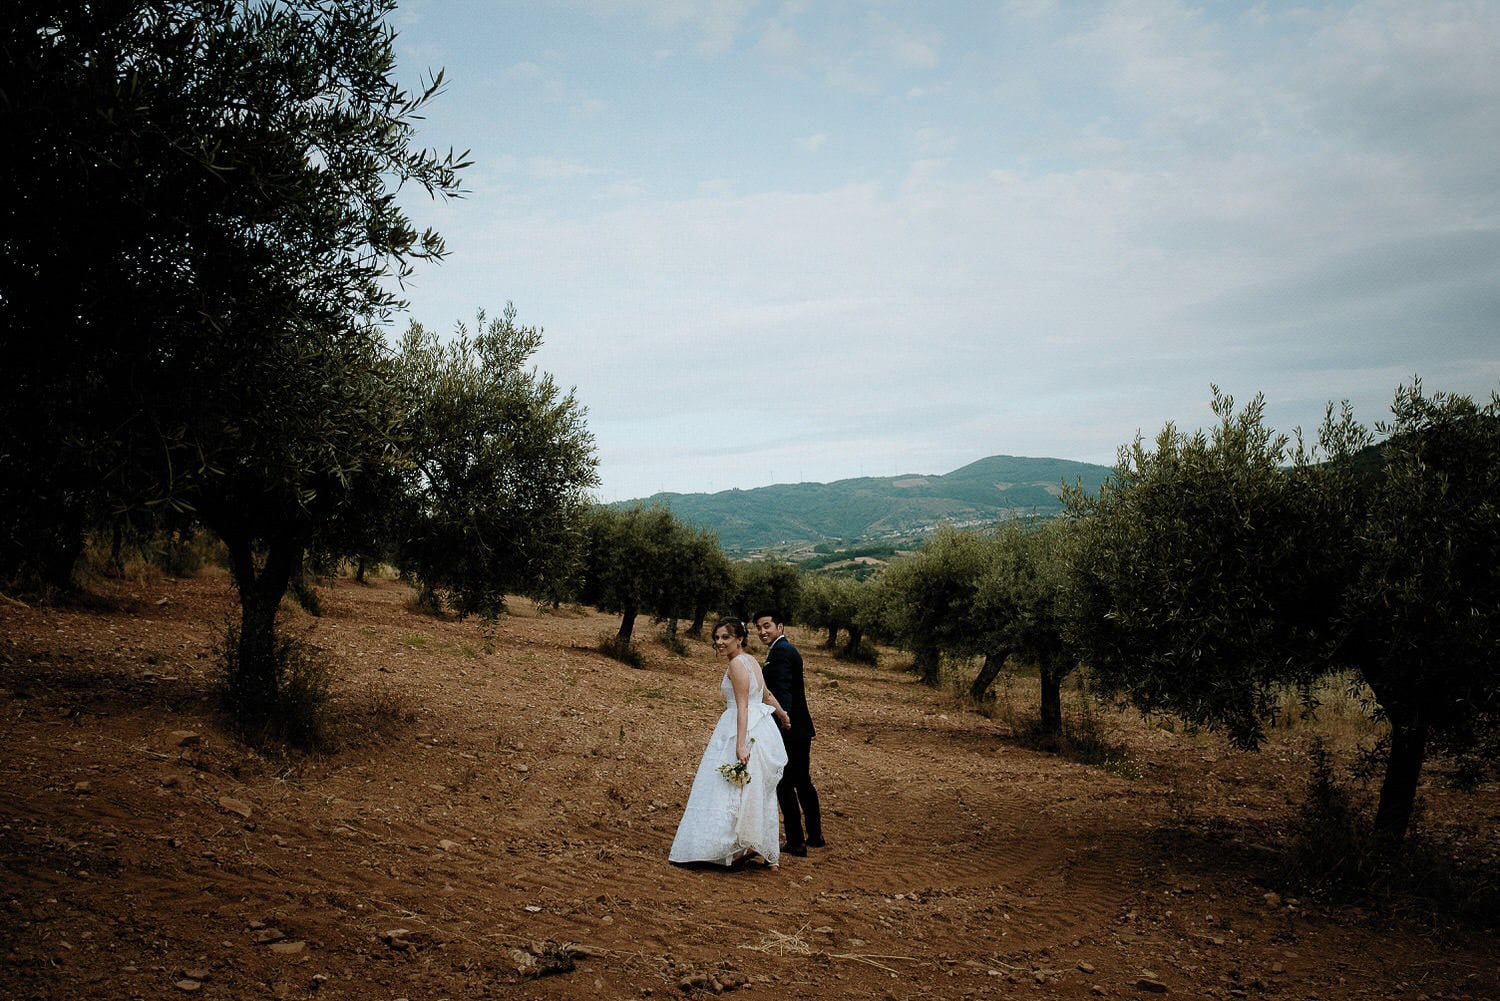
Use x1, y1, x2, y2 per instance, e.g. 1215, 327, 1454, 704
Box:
669, 617, 790, 869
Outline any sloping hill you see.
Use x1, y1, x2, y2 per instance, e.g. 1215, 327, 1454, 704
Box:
620, 454, 1112, 553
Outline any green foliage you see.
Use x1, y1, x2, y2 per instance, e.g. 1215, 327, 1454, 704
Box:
2, 0, 466, 546
798, 574, 881, 660
1288, 741, 1381, 895
579, 505, 724, 644
1063, 379, 1500, 849
668, 526, 734, 628
1333, 381, 1500, 842
974, 518, 1078, 727
393, 308, 598, 618
730, 560, 802, 625
1285, 741, 1499, 923
1063, 388, 1343, 749
0, 0, 467, 728
874, 525, 992, 685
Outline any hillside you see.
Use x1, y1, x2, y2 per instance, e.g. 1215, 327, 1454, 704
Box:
621, 454, 1113, 553
2, 572, 1495, 1000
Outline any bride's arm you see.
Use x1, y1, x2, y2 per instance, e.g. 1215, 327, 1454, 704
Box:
729, 656, 752, 764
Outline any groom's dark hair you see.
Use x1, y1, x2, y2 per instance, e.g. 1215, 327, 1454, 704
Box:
752, 610, 784, 625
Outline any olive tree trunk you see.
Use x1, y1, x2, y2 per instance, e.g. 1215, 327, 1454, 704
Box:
1038, 665, 1064, 734
969, 651, 1009, 701
616, 604, 639, 643
223, 532, 301, 719
1373, 713, 1428, 847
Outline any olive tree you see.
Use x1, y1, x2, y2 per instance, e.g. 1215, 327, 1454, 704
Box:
1064, 382, 1500, 846
394, 308, 598, 618
729, 561, 802, 627
678, 528, 734, 638
1, 0, 467, 725
1336, 382, 1500, 843
1063, 390, 1339, 748
876, 525, 992, 686
970, 518, 1077, 731
579, 505, 710, 646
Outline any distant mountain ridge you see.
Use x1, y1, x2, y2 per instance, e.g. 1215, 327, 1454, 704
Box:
617, 454, 1113, 554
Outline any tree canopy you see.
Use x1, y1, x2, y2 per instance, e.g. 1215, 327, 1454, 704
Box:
2, 0, 469, 728
1063, 390, 1338, 749
394, 308, 597, 618
1333, 382, 1500, 840
1064, 382, 1500, 844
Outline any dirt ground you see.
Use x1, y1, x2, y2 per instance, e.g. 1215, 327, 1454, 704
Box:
1, 570, 1496, 1001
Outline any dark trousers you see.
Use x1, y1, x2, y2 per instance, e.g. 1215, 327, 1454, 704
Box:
776, 730, 822, 847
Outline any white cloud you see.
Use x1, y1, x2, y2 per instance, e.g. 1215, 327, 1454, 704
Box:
388, 1, 1500, 501
824, 61, 880, 96
526, 157, 602, 180
755, 18, 808, 67
865, 11, 943, 70
506, 61, 545, 81
912, 127, 956, 157
575, 0, 754, 55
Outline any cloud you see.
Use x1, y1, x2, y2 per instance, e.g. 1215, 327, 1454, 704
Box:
495, 59, 607, 120
389, 1, 1500, 500
525, 157, 603, 180
574, 0, 755, 55
912, 127, 956, 157
506, 61, 545, 81
755, 18, 808, 67
865, 11, 943, 70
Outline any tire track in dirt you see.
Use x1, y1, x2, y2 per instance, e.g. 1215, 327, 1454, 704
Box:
7, 576, 1498, 1001
788, 661, 1153, 964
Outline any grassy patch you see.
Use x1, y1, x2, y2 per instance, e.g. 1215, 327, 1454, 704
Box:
1011, 711, 1140, 778
1284, 740, 1500, 926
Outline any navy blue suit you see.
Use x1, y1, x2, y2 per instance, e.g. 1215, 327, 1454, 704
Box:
762, 635, 822, 848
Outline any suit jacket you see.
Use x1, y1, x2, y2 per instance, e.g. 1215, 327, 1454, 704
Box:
762, 635, 814, 740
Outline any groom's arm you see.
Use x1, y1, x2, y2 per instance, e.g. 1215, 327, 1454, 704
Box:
763, 645, 793, 729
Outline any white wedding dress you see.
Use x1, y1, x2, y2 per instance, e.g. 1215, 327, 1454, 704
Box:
669, 654, 789, 867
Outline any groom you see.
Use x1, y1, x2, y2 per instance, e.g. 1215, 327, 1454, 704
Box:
755, 610, 824, 857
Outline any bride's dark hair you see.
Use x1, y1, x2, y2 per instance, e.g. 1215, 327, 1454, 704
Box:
713, 617, 748, 643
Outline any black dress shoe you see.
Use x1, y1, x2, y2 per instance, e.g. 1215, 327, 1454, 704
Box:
806, 836, 826, 848
781, 843, 808, 857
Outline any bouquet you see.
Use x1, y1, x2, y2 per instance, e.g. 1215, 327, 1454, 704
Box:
717, 738, 755, 786
717, 761, 751, 786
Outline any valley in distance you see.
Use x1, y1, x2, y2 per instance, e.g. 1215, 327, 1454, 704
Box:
615, 454, 1112, 566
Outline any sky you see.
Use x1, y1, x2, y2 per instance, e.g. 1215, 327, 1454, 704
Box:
382, 1, 1500, 502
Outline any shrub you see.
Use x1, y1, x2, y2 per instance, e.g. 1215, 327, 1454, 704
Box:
405, 584, 446, 618
1284, 740, 1499, 923
1011, 711, 1138, 777
660, 628, 688, 657
836, 639, 879, 665
1287, 740, 1380, 895
217, 622, 338, 750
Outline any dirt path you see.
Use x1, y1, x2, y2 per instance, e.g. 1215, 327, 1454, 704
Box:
1, 573, 1495, 1000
